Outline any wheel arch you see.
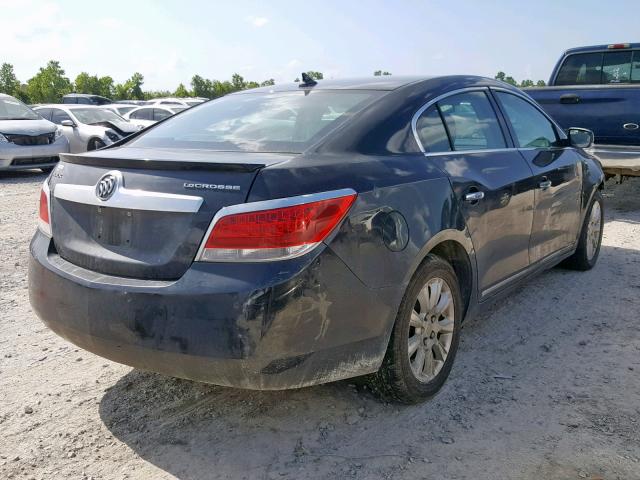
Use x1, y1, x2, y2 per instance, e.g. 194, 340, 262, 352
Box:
404, 229, 477, 321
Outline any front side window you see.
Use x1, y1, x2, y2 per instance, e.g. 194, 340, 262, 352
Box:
51, 109, 72, 125
154, 109, 172, 121
129, 90, 383, 153
602, 51, 632, 83
496, 92, 559, 148
415, 105, 451, 153
130, 108, 152, 120
69, 108, 124, 125
436, 91, 506, 151
0, 96, 41, 120
556, 53, 603, 85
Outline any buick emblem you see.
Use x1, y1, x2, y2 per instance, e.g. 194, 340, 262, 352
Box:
95, 173, 119, 201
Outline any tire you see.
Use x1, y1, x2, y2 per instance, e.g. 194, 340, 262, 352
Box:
563, 191, 604, 271
368, 254, 463, 404
87, 138, 105, 151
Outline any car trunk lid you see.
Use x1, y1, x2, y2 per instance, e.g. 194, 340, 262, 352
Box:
49, 147, 291, 280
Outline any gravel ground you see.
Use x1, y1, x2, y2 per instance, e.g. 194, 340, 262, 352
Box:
1, 170, 639, 480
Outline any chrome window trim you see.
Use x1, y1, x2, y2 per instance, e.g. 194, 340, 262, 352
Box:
195, 188, 357, 262
411, 87, 490, 154
54, 171, 203, 213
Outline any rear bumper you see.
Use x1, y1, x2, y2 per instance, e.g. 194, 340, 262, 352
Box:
0, 137, 69, 170
28, 231, 400, 389
586, 144, 640, 176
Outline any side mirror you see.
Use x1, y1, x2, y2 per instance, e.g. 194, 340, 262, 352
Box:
567, 127, 594, 149
61, 119, 76, 128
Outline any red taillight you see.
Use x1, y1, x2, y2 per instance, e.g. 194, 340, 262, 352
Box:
38, 181, 52, 237
39, 188, 49, 224
198, 190, 356, 262
608, 43, 630, 49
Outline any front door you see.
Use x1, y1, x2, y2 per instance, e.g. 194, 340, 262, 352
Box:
414, 90, 535, 296
493, 90, 582, 263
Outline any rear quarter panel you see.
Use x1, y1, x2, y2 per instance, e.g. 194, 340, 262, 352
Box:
248, 153, 473, 291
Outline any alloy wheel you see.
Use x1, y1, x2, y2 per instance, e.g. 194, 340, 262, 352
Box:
586, 201, 602, 261
407, 277, 455, 382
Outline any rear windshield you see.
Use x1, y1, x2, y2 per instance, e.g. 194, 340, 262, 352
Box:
0, 96, 40, 121
128, 90, 383, 153
556, 50, 640, 85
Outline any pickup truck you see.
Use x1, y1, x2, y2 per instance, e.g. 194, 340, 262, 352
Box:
526, 43, 640, 178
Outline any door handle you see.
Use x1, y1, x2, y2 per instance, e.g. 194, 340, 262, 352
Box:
623, 123, 639, 131
560, 94, 580, 104
539, 178, 552, 189
464, 191, 485, 202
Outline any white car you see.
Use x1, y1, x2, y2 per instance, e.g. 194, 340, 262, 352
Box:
146, 97, 206, 107
34, 105, 139, 153
104, 104, 139, 117
124, 105, 187, 128
0, 94, 69, 172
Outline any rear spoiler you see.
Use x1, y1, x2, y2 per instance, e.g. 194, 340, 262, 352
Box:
59, 153, 267, 172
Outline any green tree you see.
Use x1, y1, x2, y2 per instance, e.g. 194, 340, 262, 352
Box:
0, 63, 21, 97
129, 72, 144, 100
520, 79, 534, 88
374, 70, 391, 76
260, 79, 275, 87
26, 60, 72, 103
174, 83, 190, 97
495, 71, 506, 82
74, 72, 99, 94
231, 73, 245, 91
191, 74, 212, 98
305, 71, 323, 80
536, 80, 546, 87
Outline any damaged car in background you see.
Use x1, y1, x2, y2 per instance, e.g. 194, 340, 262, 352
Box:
33, 105, 140, 152
29, 75, 604, 403
0, 93, 69, 173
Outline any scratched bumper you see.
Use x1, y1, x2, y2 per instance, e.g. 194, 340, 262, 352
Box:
28, 230, 399, 389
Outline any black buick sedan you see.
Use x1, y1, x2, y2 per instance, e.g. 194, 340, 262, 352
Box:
29, 76, 604, 403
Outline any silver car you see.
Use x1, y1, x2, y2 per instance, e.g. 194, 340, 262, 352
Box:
104, 104, 139, 117
0, 94, 69, 173
33, 105, 139, 153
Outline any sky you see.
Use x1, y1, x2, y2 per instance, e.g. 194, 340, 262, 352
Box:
1, 0, 639, 91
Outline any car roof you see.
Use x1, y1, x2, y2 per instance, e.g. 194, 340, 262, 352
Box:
35, 104, 114, 110
231, 75, 520, 95
564, 42, 640, 55
231, 76, 431, 95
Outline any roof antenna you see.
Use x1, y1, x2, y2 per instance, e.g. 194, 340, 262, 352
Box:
299, 72, 317, 87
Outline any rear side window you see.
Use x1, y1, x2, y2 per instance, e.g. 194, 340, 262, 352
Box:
556, 51, 639, 85
496, 92, 559, 148
436, 92, 506, 151
129, 90, 383, 153
602, 51, 632, 83
633, 52, 640, 82
415, 106, 451, 153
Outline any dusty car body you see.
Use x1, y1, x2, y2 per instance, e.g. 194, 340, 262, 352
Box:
28, 76, 605, 403
0, 94, 69, 172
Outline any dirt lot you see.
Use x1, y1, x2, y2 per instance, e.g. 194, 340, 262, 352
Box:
1, 171, 639, 480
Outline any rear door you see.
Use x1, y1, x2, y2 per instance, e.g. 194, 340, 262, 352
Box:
492, 90, 582, 263
414, 89, 535, 297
